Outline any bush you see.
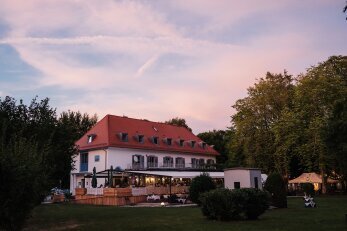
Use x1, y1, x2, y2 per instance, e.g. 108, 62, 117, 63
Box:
189, 173, 216, 204
200, 188, 270, 221
264, 172, 287, 208
241, 188, 270, 220
301, 183, 315, 196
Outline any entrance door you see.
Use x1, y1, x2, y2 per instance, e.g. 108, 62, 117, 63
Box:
81, 179, 85, 188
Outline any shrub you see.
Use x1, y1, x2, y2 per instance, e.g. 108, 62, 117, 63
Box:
241, 188, 270, 220
200, 188, 270, 221
301, 183, 315, 196
200, 188, 242, 221
264, 172, 287, 208
189, 173, 216, 204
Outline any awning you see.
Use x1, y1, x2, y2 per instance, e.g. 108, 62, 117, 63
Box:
288, 172, 338, 184
125, 170, 225, 179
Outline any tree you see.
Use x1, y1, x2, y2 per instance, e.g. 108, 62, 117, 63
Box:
197, 129, 234, 166
189, 173, 216, 205
293, 56, 347, 193
0, 99, 51, 230
264, 173, 287, 208
0, 136, 48, 230
53, 111, 97, 188
326, 100, 347, 191
165, 117, 192, 132
0, 96, 98, 228
230, 72, 295, 175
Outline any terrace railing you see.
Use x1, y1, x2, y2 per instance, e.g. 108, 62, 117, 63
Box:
131, 187, 147, 196
86, 188, 104, 195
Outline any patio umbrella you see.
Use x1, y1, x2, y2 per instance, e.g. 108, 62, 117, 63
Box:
109, 165, 114, 188
91, 167, 97, 188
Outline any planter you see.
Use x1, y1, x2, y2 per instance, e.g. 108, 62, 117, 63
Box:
53, 194, 65, 203
103, 188, 132, 197
75, 188, 87, 196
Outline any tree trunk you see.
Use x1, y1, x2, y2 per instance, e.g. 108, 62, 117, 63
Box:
321, 168, 327, 194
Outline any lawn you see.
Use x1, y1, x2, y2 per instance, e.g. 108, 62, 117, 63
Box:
25, 196, 347, 231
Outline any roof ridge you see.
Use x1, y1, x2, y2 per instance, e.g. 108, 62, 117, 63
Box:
106, 114, 193, 132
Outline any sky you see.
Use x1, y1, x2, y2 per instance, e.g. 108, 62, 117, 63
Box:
0, 0, 346, 134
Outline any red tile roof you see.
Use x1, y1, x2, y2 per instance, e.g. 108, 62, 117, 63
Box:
75, 114, 219, 156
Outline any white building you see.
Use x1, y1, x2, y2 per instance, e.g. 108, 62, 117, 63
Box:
224, 167, 262, 190
70, 115, 220, 193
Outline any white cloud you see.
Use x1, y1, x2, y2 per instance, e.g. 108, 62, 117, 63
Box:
136, 54, 160, 77
0, 0, 346, 133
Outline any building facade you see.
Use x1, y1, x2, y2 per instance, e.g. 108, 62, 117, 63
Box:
70, 115, 219, 192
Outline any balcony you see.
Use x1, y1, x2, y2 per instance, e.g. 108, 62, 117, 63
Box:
80, 163, 88, 172
126, 162, 216, 171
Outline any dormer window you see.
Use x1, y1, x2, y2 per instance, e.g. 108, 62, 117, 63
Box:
152, 136, 159, 145
167, 138, 172, 145
135, 134, 144, 143
119, 132, 128, 142
178, 139, 185, 147
138, 135, 144, 143
190, 140, 196, 148
164, 138, 172, 145
200, 142, 207, 149
87, 134, 96, 143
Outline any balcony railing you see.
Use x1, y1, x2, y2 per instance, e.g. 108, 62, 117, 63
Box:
131, 163, 145, 170
147, 162, 158, 168
126, 162, 216, 170
80, 163, 88, 172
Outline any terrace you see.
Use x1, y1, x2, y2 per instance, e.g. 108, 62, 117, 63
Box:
74, 168, 224, 206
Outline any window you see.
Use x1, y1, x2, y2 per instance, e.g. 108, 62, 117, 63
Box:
163, 156, 174, 168
147, 156, 158, 168
191, 158, 198, 168
132, 155, 144, 169
138, 135, 144, 143
120, 133, 128, 142
198, 158, 205, 168
80, 153, 88, 172
190, 140, 196, 148
152, 136, 159, 145
88, 136, 93, 143
207, 159, 215, 165
254, 177, 259, 189
94, 155, 100, 162
87, 134, 96, 143
201, 142, 207, 149
179, 139, 185, 147
234, 182, 241, 189
175, 157, 185, 168
166, 138, 172, 145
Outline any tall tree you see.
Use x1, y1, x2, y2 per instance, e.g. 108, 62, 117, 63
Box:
165, 117, 192, 132
0, 96, 98, 228
0, 135, 48, 231
293, 56, 347, 193
230, 72, 295, 175
53, 111, 97, 188
326, 100, 347, 191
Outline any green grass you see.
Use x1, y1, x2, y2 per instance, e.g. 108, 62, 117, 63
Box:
25, 196, 347, 231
